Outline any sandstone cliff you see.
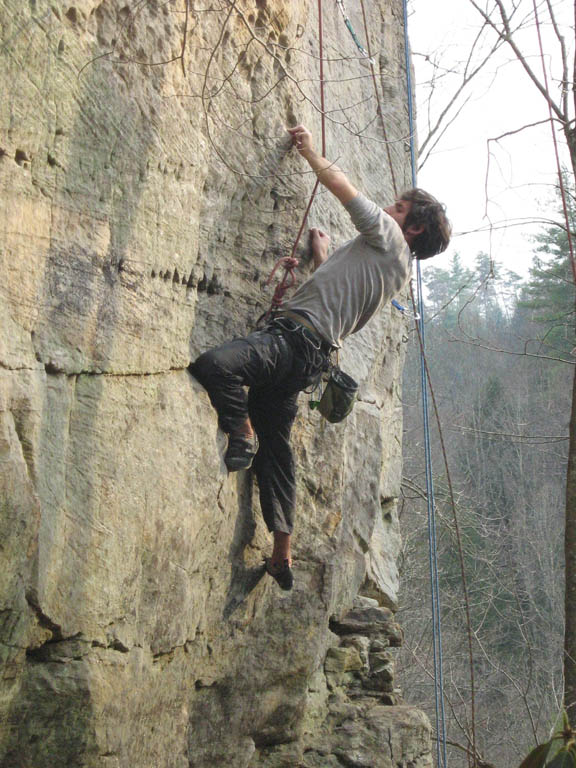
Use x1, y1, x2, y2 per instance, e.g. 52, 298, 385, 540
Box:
0, 1, 432, 765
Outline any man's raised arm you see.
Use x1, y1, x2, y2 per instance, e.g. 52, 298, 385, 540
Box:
288, 125, 358, 205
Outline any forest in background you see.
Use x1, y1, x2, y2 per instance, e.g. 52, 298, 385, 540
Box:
397, 190, 574, 767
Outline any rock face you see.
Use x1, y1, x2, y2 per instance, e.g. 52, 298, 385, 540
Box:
0, 1, 431, 766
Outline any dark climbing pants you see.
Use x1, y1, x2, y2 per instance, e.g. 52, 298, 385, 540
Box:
189, 319, 330, 535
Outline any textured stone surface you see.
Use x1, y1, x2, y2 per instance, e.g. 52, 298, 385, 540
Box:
303, 703, 432, 768
300, 601, 430, 766
0, 0, 430, 766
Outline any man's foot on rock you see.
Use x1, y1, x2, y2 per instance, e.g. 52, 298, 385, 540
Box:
264, 558, 294, 591
225, 432, 257, 472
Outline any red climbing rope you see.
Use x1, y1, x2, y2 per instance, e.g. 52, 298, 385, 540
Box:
264, 256, 300, 315
358, 0, 398, 197
263, 0, 326, 320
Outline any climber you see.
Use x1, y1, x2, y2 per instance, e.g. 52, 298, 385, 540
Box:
189, 124, 451, 592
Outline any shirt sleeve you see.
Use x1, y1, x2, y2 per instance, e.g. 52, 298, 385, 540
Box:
344, 193, 404, 252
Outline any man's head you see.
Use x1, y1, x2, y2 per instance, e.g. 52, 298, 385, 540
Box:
398, 188, 451, 260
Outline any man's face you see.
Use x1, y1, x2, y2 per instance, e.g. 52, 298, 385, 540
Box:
383, 199, 412, 231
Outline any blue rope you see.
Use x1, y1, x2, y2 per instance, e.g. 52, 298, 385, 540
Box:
333, 4, 449, 759
402, 2, 449, 766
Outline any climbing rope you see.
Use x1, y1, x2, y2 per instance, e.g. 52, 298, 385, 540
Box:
287, 0, 327, 260
402, 3, 479, 765
358, 0, 399, 197
264, 256, 300, 316
262, 9, 478, 764
403, 29, 449, 763
263, 0, 327, 322
334, 3, 454, 762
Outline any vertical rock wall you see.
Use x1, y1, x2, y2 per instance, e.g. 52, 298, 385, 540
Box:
0, 1, 431, 765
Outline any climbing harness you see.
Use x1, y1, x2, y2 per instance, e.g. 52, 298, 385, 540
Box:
271, 315, 326, 353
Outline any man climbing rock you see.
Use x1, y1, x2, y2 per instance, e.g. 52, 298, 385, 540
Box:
189, 124, 451, 591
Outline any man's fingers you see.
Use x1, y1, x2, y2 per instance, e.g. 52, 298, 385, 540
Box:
287, 124, 312, 153
287, 124, 306, 133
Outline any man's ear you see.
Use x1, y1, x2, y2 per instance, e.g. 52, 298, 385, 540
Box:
405, 223, 424, 238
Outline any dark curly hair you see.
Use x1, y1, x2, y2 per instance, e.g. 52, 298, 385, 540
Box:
400, 188, 451, 260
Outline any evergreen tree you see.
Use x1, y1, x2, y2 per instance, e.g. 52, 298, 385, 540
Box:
424, 252, 475, 328
519, 185, 576, 357
401, 250, 569, 766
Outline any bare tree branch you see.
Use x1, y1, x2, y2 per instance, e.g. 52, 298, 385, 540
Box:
468, 0, 567, 123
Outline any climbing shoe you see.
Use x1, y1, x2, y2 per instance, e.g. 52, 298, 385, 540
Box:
224, 433, 257, 472
265, 558, 294, 591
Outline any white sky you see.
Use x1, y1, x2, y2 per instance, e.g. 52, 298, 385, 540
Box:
409, 0, 573, 279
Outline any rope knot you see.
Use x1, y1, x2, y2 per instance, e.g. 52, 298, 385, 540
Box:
261, 256, 301, 323
265, 256, 300, 287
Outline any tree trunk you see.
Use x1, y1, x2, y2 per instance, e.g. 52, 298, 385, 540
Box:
564, 128, 576, 726
564, 364, 576, 725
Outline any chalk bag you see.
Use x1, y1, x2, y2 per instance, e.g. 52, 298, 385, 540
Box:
311, 367, 358, 423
